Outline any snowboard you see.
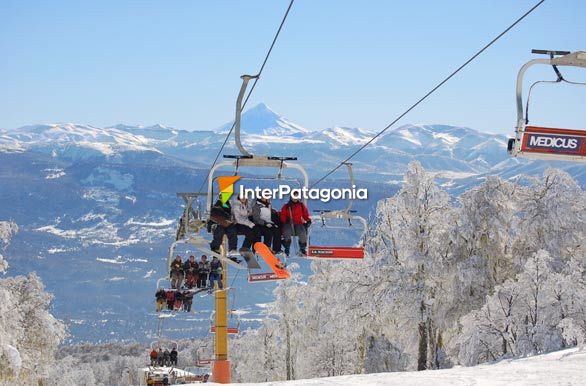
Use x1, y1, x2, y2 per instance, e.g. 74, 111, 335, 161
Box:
254, 242, 290, 279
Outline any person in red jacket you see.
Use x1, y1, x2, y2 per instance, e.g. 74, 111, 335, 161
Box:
280, 196, 311, 256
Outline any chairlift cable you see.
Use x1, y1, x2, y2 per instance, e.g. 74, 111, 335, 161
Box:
197, 0, 296, 194
310, 0, 546, 188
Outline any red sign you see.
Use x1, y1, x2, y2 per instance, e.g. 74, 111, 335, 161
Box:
308, 246, 365, 259
521, 126, 586, 157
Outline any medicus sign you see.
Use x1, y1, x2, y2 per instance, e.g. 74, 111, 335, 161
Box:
521, 126, 586, 156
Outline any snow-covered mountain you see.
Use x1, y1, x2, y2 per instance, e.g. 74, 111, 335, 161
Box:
3, 104, 579, 186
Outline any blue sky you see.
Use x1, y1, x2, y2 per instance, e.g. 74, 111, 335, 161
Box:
0, 0, 584, 135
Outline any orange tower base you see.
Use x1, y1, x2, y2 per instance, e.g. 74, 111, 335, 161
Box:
212, 359, 231, 384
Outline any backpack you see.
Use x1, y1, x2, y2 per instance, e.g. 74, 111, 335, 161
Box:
210, 205, 233, 228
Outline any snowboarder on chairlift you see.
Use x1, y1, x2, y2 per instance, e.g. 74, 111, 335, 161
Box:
169, 255, 184, 289
209, 256, 223, 291
280, 196, 311, 256
155, 288, 166, 312
198, 255, 210, 288
183, 255, 199, 289
232, 194, 260, 253
209, 195, 238, 254
252, 197, 282, 254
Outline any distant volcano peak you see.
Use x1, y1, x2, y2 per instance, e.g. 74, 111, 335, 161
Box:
215, 103, 310, 137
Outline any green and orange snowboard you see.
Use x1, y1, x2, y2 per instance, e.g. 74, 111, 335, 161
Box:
254, 242, 290, 280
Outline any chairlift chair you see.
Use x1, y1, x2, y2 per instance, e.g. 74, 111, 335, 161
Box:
508, 50, 586, 161
205, 75, 310, 269
307, 163, 367, 260
208, 310, 240, 335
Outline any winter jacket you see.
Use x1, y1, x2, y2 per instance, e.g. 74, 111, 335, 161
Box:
156, 289, 166, 301
165, 291, 175, 301
198, 261, 210, 274
170, 259, 184, 274
170, 349, 178, 361
232, 200, 254, 228
280, 200, 310, 225
252, 200, 273, 226
210, 259, 222, 274
150, 350, 158, 359
183, 260, 198, 274
163, 350, 170, 360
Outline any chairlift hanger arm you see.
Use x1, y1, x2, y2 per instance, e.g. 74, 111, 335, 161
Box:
516, 50, 586, 127
234, 75, 259, 157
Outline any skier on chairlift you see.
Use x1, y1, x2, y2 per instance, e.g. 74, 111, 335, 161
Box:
209, 255, 223, 291
163, 348, 171, 367
165, 290, 175, 311
169, 255, 184, 289
157, 348, 164, 366
209, 194, 239, 257
182, 290, 194, 312
253, 197, 282, 254
155, 288, 166, 312
233, 194, 259, 254
183, 255, 199, 289
173, 291, 183, 311
198, 255, 210, 288
149, 348, 158, 366
170, 347, 178, 366
280, 195, 311, 256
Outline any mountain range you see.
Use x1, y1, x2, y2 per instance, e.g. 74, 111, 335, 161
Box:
0, 103, 584, 343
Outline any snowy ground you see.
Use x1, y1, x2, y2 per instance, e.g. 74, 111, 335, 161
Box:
198, 348, 585, 386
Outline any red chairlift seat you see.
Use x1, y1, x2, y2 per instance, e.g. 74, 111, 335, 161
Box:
307, 245, 365, 259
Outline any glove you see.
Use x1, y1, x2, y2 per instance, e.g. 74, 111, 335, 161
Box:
305, 219, 312, 228
266, 223, 273, 228
248, 223, 255, 229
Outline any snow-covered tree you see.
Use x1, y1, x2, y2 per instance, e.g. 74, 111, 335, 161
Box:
0, 273, 66, 384
458, 249, 585, 365
0, 221, 67, 385
0, 221, 18, 273
228, 165, 586, 380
